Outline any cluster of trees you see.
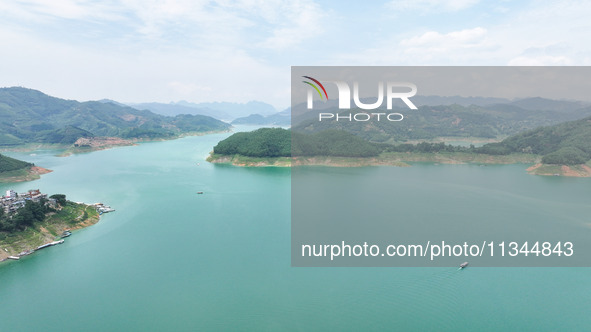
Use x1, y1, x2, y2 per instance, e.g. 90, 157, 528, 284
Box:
213, 128, 384, 158
0, 154, 32, 173
214, 120, 590, 166
50, 194, 67, 206
35, 125, 93, 144
214, 128, 291, 157
541, 147, 590, 165
292, 130, 382, 157
0, 194, 66, 234
380, 142, 473, 154
477, 115, 591, 165
0, 199, 50, 233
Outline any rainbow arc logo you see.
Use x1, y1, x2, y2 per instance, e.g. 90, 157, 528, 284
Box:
302, 76, 328, 100
301, 75, 417, 113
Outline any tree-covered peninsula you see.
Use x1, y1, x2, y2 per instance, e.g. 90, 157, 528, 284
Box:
209, 114, 591, 176
0, 153, 51, 182
0, 191, 102, 261
208, 128, 385, 166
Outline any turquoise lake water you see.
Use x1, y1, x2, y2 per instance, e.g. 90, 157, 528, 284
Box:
1, 130, 590, 331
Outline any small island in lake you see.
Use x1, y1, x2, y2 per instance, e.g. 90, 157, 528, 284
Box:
0, 189, 111, 262
208, 114, 591, 177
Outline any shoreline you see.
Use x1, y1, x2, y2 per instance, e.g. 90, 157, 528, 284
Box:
208, 152, 591, 177
207, 154, 292, 167
0, 129, 232, 157
526, 163, 591, 177
207, 152, 537, 168
0, 165, 53, 183
0, 202, 101, 262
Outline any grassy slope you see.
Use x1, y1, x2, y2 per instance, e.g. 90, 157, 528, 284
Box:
0, 202, 99, 260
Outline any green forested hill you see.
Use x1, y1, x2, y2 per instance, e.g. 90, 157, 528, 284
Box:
478, 116, 591, 164
212, 128, 381, 158
213, 114, 591, 165
293, 103, 591, 142
0, 153, 32, 173
0, 87, 230, 146
213, 128, 291, 157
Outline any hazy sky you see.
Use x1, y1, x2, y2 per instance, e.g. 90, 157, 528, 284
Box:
1, 0, 590, 109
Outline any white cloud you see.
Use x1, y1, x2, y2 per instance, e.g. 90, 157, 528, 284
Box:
387, 0, 479, 12
0, 0, 328, 108
332, 27, 493, 65
399, 27, 491, 62
332, 0, 591, 66
254, 1, 326, 50
2, 0, 591, 108
400, 27, 487, 48
2, 0, 122, 21
114, 0, 326, 50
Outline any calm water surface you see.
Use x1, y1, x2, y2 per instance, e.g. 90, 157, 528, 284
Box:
1, 130, 590, 331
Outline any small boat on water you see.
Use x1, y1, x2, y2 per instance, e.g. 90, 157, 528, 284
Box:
196, 192, 204, 194
61, 231, 72, 238
93, 203, 115, 213
36, 239, 65, 251
459, 262, 469, 269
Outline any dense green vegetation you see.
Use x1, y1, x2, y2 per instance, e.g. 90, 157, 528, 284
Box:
292, 130, 381, 157
541, 148, 589, 165
215, 114, 591, 167
35, 125, 93, 144
213, 128, 291, 157
0, 197, 100, 252
478, 115, 591, 165
0, 199, 50, 233
0, 153, 32, 173
212, 128, 511, 159
49, 194, 67, 206
293, 103, 591, 142
0, 87, 230, 146
0, 194, 89, 238
212, 128, 383, 158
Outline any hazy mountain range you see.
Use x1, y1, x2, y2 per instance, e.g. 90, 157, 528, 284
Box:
126, 100, 278, 122
0, 87, 230, 146
231, 108, 291, 126
3, 86, 591, 147
292, 97, 591, 143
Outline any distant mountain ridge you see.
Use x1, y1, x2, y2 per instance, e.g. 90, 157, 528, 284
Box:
0, 87, 230, 146
292, 97, 591, 142
128, 100, 278, 122
232, 108, 290, 126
